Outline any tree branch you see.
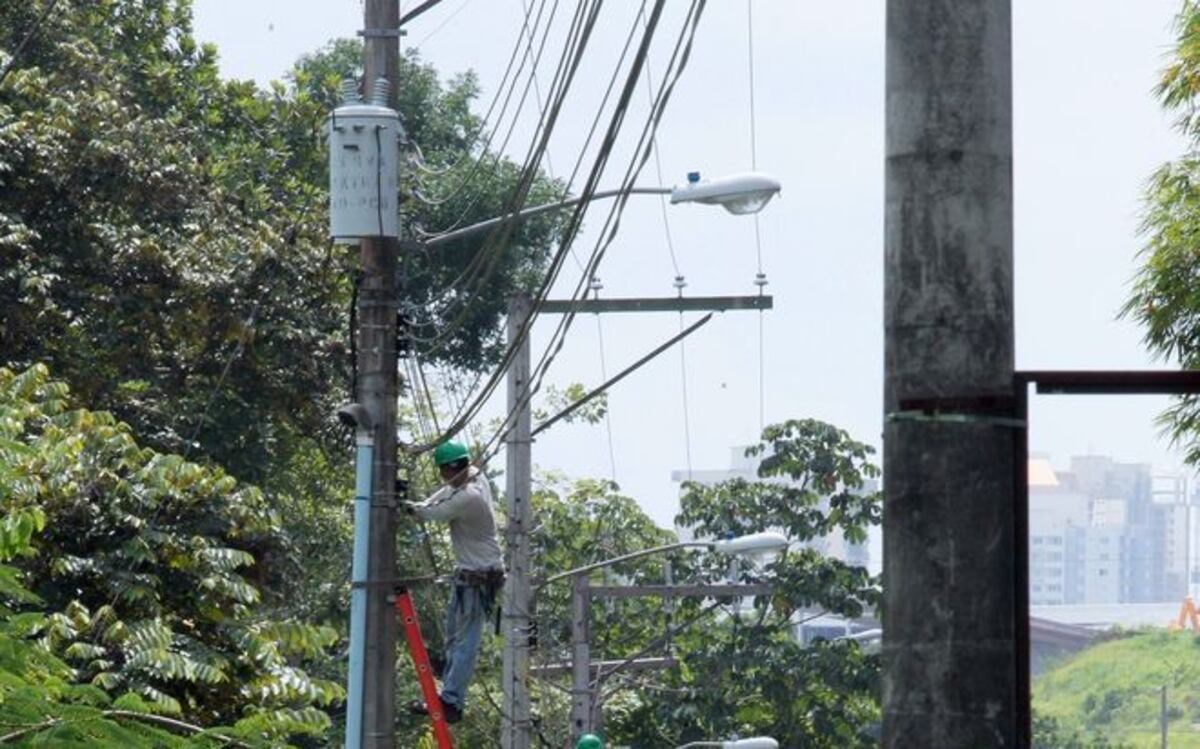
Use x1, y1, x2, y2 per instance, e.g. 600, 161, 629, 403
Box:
0, 711, 254, 747
105, 710, 253, 747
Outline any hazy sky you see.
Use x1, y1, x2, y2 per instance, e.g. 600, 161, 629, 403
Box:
192, 1, 1191, 527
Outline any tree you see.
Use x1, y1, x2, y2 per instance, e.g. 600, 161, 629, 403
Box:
0, 365, 340, 744
515, 420, 883, 748
0, 1, 566, 485
0, 507, 227, 747
606, 419, 882, 748
1125, 0, 1200, 462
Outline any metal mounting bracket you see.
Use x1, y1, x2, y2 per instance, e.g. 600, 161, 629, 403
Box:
358, 28, 406, 38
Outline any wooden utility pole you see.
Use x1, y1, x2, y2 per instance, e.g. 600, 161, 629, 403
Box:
359, 1, 400, 745
883, 1, 1017, 746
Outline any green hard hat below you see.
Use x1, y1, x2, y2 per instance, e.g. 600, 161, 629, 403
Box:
575, 736, 603, 749
433, 441, 471, 466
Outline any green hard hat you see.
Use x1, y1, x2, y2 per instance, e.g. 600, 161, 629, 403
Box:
433, 440, 470, 466
575, 735, 603, 749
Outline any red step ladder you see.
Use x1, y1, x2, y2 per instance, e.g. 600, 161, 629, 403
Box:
395, 587, 455, 749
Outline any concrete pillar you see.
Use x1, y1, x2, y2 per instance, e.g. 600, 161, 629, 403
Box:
883, 1, 1018, 746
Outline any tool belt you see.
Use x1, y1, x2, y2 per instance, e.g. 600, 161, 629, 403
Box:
455, 567, 505, 589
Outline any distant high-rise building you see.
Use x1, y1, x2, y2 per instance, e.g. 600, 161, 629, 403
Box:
1029, 454, 1192, 605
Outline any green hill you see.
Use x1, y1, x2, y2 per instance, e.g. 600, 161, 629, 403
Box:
1036, 631, 1200, 748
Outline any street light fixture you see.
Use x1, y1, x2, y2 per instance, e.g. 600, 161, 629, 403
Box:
538, 530, 788, 588
676, 738, 779, 749
537, 532, 789, 745
670, 171, 782, 215
422, 171, 783, 248
710, 531, 789, 556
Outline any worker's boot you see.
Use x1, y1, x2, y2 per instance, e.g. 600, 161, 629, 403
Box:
407, 698, 463, 724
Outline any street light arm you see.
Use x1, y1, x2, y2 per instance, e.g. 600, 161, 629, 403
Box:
398, 0, 450, 26
422, 187, 671, 248
676, 740, 778, 749
538, 541, 713, 588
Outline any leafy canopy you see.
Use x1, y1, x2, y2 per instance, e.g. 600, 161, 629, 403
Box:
0, 365, 341, 745
0, 1, 565, 484
524, 420, 883, 748
1125, 0, 1200, 462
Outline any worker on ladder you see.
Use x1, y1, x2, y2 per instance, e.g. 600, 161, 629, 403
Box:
403, 440, 504, 724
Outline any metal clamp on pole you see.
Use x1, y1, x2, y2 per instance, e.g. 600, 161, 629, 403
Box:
358, 28, 405, 38
889, 394, 1026, 429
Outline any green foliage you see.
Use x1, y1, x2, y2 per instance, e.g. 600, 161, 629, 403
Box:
532, 383, 608, 426
0, 365, 340, 744
1126, 0, 1200, 464
1033, 712, 1127, 749
518, 422, 883, 748
0, 3, 565, 486
609, 634, 879, 749
677, 419, 882, 620
1, 5, 565, 739
0, 467, 222, 746
619, 419, 884, 748
1034, 631, 1200, 747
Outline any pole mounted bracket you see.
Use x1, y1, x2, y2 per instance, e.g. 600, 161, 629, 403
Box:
358, 28, 406, 38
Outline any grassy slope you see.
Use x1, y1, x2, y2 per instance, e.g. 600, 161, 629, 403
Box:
1036, 631, 1200, 748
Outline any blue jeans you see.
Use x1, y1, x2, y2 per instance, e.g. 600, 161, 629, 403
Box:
441, 581, 496, 710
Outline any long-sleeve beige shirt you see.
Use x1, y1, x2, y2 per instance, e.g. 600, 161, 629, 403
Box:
415, 467, 503, 572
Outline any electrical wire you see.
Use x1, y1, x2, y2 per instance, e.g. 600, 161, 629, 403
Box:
411, 0, 622, 324
678, 313, 694, 480
595, 314, 618, 483
412, 0, 471, 47
478, 0, 707, 466
404, 0, 646, 341
411, 0, 567, 219
526, 0, 707, 396
475, 0, 682, 459
637, 3, 682, 280
411, 0, 557, 211
409, 0, 551, 196
639, 1, 695, 486
399, 0, 597, 330
476, 0, 695, 469
416, 0, 646, 323
402, 0, 615, 450
412, 0, 706, 463
745, 0, 768, 435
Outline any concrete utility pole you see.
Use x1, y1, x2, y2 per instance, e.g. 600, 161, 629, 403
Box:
883, 1, 1017, 746
569, 573, 593, 739
502, 293, 534, 749
358, 1, 400, 745
561, 578, 772, 743
501, 294, 771, 748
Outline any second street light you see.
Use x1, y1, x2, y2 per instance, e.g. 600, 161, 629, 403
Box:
675, 738, 780, 749
536, 531, 789, 744
427, 171, 784, 749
